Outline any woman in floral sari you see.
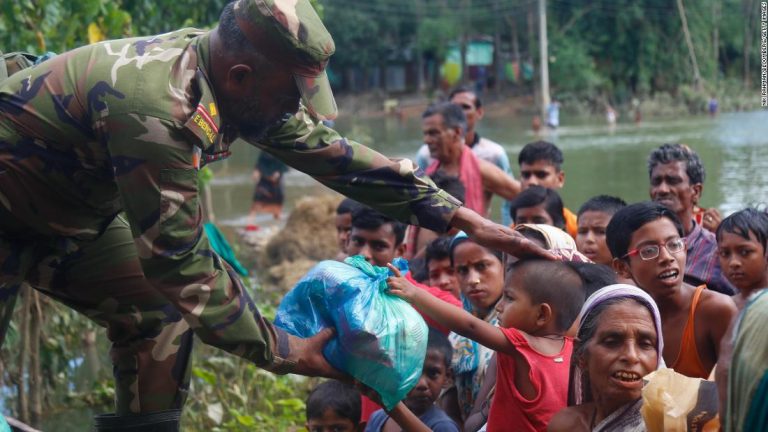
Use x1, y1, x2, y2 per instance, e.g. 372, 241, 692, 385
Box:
443, 232, 505, 426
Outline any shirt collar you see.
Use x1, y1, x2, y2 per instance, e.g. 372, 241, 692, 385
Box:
196, 32, 211, 74
468, 131, 481, 148
686, 219, 702, 246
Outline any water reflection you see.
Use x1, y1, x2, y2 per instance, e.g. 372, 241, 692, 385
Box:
717, 112, 768, 214
209, 110, 768, 225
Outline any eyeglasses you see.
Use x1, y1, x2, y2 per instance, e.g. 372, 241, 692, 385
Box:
623, 238, 686, 261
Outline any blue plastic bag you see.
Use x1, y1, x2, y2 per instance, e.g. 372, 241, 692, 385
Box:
275, 256, 428, 409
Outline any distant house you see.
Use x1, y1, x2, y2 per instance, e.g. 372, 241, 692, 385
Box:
329, 36, 530, 95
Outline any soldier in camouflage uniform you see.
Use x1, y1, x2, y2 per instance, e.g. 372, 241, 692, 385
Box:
0, 0, 547, 428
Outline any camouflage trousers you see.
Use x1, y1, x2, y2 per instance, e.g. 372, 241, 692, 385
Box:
0, 213, 193, 415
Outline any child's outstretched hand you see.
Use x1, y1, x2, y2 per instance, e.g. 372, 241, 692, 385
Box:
386, 263, 419, 303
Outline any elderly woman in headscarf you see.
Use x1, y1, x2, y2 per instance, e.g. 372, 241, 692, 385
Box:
548, 284, 665, 432
513, 223, 581, 255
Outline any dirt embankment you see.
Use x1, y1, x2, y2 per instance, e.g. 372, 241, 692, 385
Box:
254, 194, 342, 293
334, 91, 534, 120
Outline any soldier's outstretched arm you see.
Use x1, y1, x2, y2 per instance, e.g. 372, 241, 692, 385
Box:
451, 206, 554, 260
257, 109, 461, 233
256, 108, 552, 260
107, 114, 340, 378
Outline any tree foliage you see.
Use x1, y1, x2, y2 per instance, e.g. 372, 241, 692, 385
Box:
1, 0, 758, 101
0, 0, 132, 52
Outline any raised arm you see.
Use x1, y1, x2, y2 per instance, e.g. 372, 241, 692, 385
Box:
450, 207, 553, 260
478, 158, 521, 201
387, 265, 514, 355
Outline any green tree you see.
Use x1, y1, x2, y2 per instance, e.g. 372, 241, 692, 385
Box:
0, 0, 131, 53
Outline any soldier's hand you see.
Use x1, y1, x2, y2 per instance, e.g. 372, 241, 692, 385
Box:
449, 207, 555, 260
285, 328, 347, 380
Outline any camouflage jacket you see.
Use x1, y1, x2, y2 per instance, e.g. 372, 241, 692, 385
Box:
0, 29, 460, 367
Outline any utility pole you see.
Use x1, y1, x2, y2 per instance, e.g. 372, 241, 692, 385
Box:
538, 0, 550, 119
494, 0, 503, 93
461, 0, 471, 85
415, 0, 425, 93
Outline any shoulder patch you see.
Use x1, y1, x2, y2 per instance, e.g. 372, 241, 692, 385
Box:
186, 104, 219, 145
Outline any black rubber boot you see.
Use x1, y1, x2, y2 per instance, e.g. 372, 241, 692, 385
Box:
93, 410, 181, 431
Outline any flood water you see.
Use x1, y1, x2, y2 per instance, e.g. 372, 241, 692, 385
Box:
209, 110, 768, 226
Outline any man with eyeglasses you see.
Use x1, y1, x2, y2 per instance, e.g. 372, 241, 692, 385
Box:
647, 143, 735, 295
606, 201, 737, 380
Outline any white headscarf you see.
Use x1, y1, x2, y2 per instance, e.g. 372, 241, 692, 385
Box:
571, 284, 665, 405
514, 223, 592, 262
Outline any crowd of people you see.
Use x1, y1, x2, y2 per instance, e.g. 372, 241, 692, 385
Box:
306, 88, 766, 432
0, 0, 764, 430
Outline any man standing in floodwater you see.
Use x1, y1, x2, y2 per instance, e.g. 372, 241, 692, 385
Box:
0, 0, 549, 429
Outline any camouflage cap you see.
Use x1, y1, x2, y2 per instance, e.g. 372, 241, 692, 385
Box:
233, 0, 337, 120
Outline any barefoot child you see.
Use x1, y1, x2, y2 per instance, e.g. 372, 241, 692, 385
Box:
365, 329, 459, 432
387, 258, 586, 432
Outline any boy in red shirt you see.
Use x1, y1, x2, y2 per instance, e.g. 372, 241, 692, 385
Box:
387, 258, 585, 432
